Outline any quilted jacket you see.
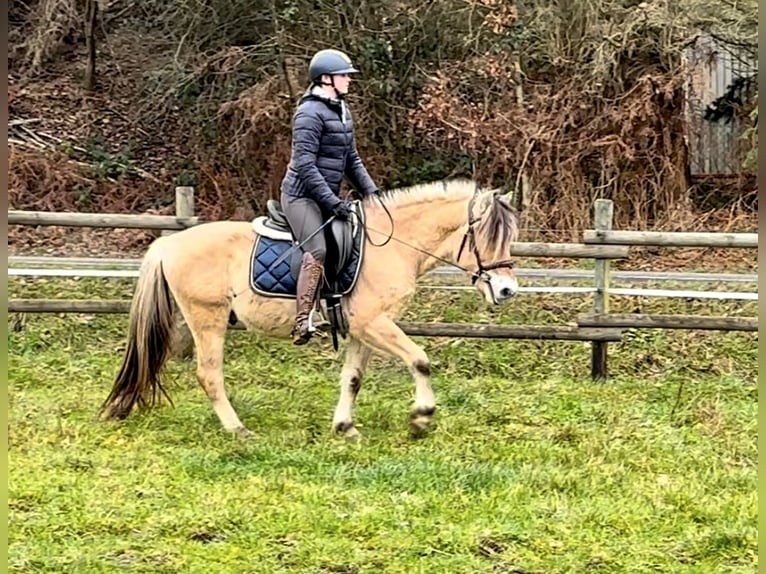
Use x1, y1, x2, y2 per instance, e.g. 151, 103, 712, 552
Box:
280, 86, 378, 212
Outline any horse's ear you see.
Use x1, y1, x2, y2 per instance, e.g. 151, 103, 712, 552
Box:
490, 185, 519, 205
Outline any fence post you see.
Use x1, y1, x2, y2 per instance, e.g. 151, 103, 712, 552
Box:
591, 199, 614, 381
175, 186, 195, 222
163, 186, 195, 236
168, 186, 196, 359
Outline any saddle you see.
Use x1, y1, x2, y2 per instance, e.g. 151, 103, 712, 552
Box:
261, 199, 360, 281
249, 199, 366, 347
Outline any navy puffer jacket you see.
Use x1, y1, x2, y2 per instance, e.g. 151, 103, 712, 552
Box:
280, 86, 378, 212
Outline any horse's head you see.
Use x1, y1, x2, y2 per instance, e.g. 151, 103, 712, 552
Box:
457, 187, 520, 305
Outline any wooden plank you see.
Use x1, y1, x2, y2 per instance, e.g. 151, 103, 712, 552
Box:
397, 322, 622, 341
583, 229, 758, 248
7, 299, 622, 342
591, 199, 613, 382
9, 257, 758, 284
8, 256, 144, 268
8, 299, 132, 313
509, 242, 628, 259
608, 287, 757, 301
8, 210, 201, 230
578, 313, 758, 332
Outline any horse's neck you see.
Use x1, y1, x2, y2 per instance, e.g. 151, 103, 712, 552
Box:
369, 193, 471, 276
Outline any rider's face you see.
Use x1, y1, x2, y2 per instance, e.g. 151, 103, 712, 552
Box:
331, 74, 351, 95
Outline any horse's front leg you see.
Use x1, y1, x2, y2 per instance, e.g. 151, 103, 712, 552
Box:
332, 336, 372, 439
357, 315, 435, 437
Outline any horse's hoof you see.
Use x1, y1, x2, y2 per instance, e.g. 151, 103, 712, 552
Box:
99, 402, 129, 421
231, 426, 253, 439
409, 418, 433, 438
333, 421, 361, 441
409, 407, 435, 438
343, 426, 361, 442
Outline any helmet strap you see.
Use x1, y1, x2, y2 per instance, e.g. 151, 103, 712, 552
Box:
317, 75, 344, 100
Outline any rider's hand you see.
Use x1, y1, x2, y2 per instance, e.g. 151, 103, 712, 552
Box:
332, 201, 352, 220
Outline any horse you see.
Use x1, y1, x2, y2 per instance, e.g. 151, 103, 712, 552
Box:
99, 178, 521, 439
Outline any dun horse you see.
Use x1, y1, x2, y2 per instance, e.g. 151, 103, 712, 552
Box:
100, 179, 520, 438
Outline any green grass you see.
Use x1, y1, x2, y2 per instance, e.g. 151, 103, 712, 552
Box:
8, 277, 757, 573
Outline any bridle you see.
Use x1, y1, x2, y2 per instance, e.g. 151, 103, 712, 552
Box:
453, 191, 515, 305
363, 184, 516, 299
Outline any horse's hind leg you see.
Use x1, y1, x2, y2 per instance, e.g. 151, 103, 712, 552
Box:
332, 337, 372, 439
357, 316, 435, 437
180, 302, 248, 435
170, 306, 195, 360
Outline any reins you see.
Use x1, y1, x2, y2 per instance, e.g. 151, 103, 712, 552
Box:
362, 221, 481, 280
364, 193, 394, 247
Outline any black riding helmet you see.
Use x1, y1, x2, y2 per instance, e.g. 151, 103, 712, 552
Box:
309, 49, 360, 86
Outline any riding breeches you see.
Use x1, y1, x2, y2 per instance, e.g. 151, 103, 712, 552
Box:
280, 194, 327, 263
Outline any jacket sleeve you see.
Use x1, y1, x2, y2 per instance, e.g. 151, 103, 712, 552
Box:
291, 107, 342, 211
345, 133, 378, 196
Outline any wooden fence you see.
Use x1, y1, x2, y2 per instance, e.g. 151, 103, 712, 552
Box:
7, 187, 758, 380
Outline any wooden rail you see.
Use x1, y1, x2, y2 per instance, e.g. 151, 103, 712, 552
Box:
6, 298, 622, 342
578, 313, 757, 332
8, 210, 201, 230
583, 230, 758, 248
508, 242, 628, 259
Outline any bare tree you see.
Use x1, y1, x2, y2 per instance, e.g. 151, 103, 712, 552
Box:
83, 0, 98, 90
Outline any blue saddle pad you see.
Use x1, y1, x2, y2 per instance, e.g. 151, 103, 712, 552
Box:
250, 237, 297, 296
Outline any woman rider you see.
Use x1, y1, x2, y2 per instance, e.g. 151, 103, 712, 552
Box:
280, 48, 380, 345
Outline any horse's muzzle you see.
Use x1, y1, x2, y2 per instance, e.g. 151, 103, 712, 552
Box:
480, 275, 518, 304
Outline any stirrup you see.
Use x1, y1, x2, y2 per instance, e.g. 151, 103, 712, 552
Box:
309, 309, 331, 336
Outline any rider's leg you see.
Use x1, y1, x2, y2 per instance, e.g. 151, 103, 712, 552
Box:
280, 195, 327, 345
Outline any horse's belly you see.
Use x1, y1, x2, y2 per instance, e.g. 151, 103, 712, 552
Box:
231, 294, 295, 338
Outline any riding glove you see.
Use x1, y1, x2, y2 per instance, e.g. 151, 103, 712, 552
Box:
332, 201, 353, 220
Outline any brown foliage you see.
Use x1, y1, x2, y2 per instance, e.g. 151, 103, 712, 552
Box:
8, 145, 161, 213
9, 0, 83, 73
211, 76, 294, 214
409, 62, 704, 237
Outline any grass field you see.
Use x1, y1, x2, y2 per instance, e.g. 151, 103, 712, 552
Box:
7, 276, 758, 573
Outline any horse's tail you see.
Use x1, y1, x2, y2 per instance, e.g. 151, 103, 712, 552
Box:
100, 239, 175, 420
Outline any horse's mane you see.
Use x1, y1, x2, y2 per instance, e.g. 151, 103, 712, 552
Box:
365, 178, 477, 209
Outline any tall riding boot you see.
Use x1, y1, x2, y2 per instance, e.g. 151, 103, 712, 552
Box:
293, 252, 324, 345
